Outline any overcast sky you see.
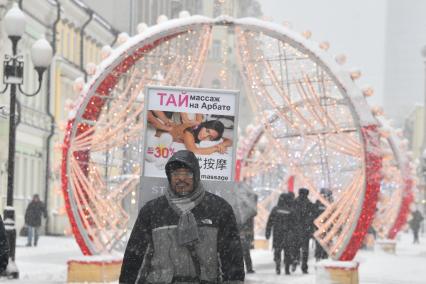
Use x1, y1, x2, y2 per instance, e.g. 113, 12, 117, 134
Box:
258, 0, 387, 108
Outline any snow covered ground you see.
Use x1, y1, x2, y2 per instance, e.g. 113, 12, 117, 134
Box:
0, 232, 424, 283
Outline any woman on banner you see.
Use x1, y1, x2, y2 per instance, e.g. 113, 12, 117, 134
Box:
178, 120, 232, 155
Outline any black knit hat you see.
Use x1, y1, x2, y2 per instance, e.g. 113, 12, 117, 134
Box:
298, 187, 309, 196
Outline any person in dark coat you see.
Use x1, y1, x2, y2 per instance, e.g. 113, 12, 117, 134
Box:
409, 209, 424, 244
239, 215, 255, 274
313, 188, 332, 261
237, 190, 257, 274
120, 150, 245, 284
293, 188, 315, 274
285, 191, 300, 272
0, 215, 9, 274
24, 194, 47, 247
265, 193, 296, 275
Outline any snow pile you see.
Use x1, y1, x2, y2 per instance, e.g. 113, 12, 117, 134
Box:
4, 231, 425, 283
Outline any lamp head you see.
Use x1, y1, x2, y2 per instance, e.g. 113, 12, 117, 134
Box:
31, 37, 53, 69
4, 3, 26, 38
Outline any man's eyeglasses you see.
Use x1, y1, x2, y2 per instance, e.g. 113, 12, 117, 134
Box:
171, 171, 193, 178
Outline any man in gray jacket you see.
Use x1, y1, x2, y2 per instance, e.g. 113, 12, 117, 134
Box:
120, 150, 245, 283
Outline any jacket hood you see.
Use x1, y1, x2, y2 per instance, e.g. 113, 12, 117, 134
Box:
298, 188, 309, 197
165, 150, 200, 189
277, 193, 293, 207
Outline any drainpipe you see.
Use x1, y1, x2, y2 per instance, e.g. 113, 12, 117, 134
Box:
110, 29, 119, 47
43, 0, 60, 235
80, 10, 93, 82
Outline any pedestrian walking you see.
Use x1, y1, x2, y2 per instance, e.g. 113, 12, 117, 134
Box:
285, 191, 300, 273
313, 188, 332, 261
0, 215, 9, 273
239, 215, 255, 274
235, 184, 257, 274
265, 193, 296, 275
293, 188, 315, 274
24, 194, 47, 247
119, 150, 245, 283
409, 208, 424, 244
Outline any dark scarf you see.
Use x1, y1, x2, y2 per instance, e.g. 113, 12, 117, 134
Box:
165, 184, 205, 246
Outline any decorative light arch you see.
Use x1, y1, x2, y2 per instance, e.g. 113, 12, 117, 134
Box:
62, 15, 382, 260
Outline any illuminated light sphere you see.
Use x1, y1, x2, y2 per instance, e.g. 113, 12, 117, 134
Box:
53, 167, 62, 179
137, 91, 145, 102
362, 87, 374, 97
371, 106, 384, 116
72, 77, 85, 94
58, 121, 67, 131
137, 22, 148, 34
302, 30, 312, 39
64, 98, 75, 111
319, 41, 330, 50
401, 139, 409, 148
179, 10, 191, 19
379, 129, 390, 138
101, 45, 112, 59
157, 15, 168, 24
54, 142, 63, 152
282, 20, 292, 28
245, 123, 255, 134
117, 32, 129, 45
261, 15, 273, 22
350, 69, 362, 80
335, 54, 347, 65
85, 62, 97, 76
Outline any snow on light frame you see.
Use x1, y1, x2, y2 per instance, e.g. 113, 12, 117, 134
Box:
61, 15, 382, 259
372, 117, 414, 240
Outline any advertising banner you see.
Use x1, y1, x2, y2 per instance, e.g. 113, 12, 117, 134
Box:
142, 86, 239, 181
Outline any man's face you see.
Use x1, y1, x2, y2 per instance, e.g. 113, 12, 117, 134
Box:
170, 167, 194, 196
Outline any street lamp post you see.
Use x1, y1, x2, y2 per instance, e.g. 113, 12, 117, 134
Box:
0, 3, 52, 278
421, 45, 426, 233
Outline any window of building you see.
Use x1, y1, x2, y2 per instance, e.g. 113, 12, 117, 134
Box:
75, 29, 81, 65
61, 22, 69, 59
66, 24, 72, 62
69, 24, 75, 64
37, 159, 43, 199
213, 0, 222, 17
29, 158, 35, 199
143, 0, 151, 26
171, 0, 182, 19
56, 21, 62, 56
22, 156, 28, 200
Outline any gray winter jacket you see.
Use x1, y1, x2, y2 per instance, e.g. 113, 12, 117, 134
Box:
120, 151, 244, 283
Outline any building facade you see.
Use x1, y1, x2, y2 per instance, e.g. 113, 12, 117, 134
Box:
383, 0, 426, 126
0, 0, 120, 235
